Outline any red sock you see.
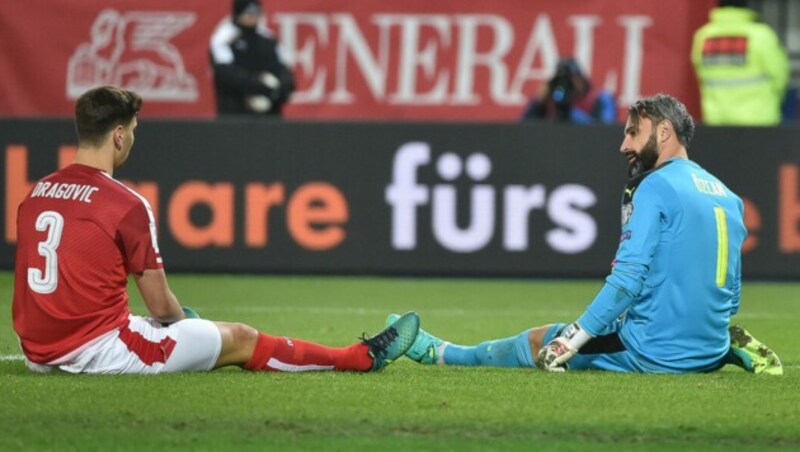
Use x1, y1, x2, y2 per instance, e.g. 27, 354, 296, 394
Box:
244, 333, 373, 372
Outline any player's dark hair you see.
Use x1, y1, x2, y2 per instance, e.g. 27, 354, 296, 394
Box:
74, 86, 142, 147
628, 93, 695, 148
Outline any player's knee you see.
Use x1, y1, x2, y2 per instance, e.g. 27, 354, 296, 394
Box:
229, 322, 259, 349
218, 322, 258, 350
213, 322, 261, 369
528, 325, 552, 358
474, 342, 490, 364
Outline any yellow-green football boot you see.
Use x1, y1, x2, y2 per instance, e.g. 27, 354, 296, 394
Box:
729, 325, 783, 376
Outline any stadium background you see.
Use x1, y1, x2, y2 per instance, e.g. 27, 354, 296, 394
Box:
1, 0, 798, 279
1, 2, 800, 450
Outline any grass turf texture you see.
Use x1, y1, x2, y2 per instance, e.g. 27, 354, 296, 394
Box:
1, 272, 798, 450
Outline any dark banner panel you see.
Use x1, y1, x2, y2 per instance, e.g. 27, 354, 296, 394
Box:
2, 120, 799, 278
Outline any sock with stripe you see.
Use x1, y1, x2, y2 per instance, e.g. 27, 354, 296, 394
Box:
244, 333, 373, 372
442, 329, 535, 368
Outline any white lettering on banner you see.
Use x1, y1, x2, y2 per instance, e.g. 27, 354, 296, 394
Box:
388, 15, 451, 105
451, 15, 514, 105
617, 15, 652, 106
432, 153, 495, 252
273, 12, 648, 107
568, 16, 603, 77
545, 185, 597, 253
329, 14, 390, 103
385, 142, 431, 249
273, 13, 329, 104
504, 185, 546, 250
507, 14, 559, 104
385, 142, 598, 254
67, 9, 198, 101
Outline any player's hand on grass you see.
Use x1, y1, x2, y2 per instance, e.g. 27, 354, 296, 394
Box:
158, 306, 200, 326
181, 306, 201, 319
535, 322, 591, 372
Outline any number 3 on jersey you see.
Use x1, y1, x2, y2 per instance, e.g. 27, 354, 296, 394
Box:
28, 210, 64, 294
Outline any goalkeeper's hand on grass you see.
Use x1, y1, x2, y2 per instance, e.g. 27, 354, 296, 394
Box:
535, 322, 591, 372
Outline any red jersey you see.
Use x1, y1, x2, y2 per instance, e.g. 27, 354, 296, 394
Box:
13, 164, 163, 363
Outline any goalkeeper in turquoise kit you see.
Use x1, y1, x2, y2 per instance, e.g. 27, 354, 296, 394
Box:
390, 93, 782, 375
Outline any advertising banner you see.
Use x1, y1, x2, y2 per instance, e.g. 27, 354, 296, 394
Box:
0, 0, 714, 120
2, 120, 798, 278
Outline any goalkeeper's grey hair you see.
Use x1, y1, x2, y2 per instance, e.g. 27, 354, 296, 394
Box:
628, 93, 696, 148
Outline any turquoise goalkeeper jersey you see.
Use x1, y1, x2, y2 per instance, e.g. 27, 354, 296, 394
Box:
577, 158, 747, 372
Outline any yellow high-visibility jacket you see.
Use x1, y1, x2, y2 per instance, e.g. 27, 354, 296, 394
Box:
691, 7, 789, 126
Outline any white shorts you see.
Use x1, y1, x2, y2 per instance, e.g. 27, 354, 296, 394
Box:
26, 315, 222, 374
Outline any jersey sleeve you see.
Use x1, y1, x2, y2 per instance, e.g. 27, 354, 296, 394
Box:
117, 202, 163, 274
578, 175, 670, 336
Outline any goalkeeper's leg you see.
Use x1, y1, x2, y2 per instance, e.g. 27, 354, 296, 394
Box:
388, 313, 551, 367
445, 326, 560, 367
416, 325, 552, 368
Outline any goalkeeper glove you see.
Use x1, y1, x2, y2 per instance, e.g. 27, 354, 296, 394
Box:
536, 322, 591, 372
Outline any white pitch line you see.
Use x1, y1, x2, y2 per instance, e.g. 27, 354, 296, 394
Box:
0, 354, 24, 361
191, 305, 793, 320
198, 305, 582, 317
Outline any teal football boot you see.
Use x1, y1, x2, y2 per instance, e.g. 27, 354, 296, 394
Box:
362, 312, 420, 371
386, 313, 445, 365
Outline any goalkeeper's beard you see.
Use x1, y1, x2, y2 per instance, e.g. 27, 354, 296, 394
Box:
627, 131, 659, 179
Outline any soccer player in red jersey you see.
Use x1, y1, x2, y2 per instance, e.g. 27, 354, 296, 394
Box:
13, 85, 418, 374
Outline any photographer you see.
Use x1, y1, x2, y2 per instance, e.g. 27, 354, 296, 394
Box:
521, 58, 617, 124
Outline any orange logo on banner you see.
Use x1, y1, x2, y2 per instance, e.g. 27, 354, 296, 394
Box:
286, 183, 348, 250
5, 145, 77, 242
742, 198, 761, 253
245, 183, 286, 247
4, 145, 349, 251
779, 164, 800, 253
169, 182, 235, 248
243, 182, 348, 250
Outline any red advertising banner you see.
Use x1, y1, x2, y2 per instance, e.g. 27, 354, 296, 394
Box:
0, 1, 714, 120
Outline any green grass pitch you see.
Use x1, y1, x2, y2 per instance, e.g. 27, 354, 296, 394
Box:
1, 272, 799, 450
